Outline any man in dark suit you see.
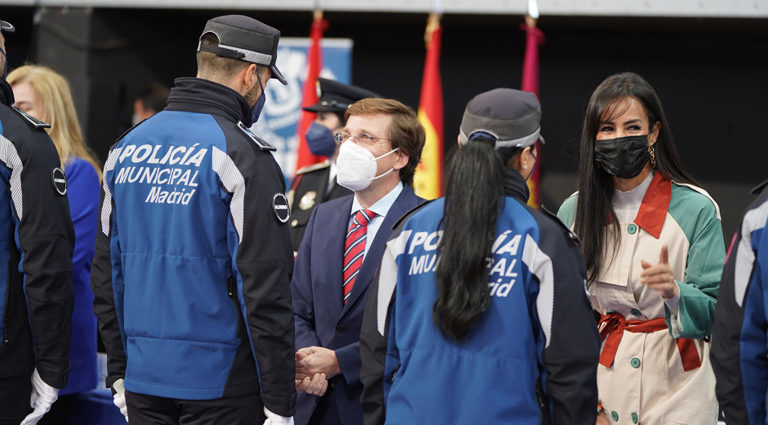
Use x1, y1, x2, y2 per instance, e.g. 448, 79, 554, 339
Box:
288, 78, 380, 253
291, 97, 425, 425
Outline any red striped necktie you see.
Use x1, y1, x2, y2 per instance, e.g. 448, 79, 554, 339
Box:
343, 209, 375, 304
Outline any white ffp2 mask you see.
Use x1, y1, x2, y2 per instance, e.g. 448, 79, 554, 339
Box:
336, 141, 399, 192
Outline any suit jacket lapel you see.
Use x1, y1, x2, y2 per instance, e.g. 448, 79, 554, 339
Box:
340, 186, 419, 316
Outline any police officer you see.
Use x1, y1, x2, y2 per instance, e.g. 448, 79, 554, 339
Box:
360, 89, 600, 425
0, 18, 75, 425
91, 15, 295, 425
288, 78, 380, 252
712, 179, 768, 424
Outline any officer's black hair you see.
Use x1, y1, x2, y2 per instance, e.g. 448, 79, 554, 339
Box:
433, 139, 522, 343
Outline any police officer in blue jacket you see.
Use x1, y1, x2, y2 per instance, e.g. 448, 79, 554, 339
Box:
91, 15, 295, 425
360, 89, 600, 425
0, 18, 75, 425
716, 179, 768, 424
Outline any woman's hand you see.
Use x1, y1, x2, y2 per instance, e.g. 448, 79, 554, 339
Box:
640, 245, 679, 299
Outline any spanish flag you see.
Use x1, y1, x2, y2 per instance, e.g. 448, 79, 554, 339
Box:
521, 15, 544, 208
294, 11, 328, 173
413, 13, 444, 200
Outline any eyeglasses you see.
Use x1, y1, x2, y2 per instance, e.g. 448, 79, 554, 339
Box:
334, 131, 391, 147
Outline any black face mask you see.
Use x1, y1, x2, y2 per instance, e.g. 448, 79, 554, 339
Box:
594, 135, 651, 178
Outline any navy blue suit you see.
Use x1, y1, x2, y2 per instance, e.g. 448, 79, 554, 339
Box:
292, 185, 423, 425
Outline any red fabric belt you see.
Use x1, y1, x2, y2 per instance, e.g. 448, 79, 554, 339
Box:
598, 313, 701, 372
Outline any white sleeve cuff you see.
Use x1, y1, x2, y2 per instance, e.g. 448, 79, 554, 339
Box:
664, 283, 684, 337
263, 407, 294, 425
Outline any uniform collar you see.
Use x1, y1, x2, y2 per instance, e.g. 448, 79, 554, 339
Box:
166, 77, 252, 126
502, 167, 530, 204
633, 171, 672, 239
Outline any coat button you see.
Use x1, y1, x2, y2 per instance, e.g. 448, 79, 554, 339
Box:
632, 412, 638, 423
631, 357, 641, 368
630, 308, 641, 317
627, 223, 637, 234
290, 219, 299, 227
611, 411, 619, 421
336, 323, 345, 332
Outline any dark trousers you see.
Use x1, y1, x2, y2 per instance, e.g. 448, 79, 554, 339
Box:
126, 391, 265, 425
0, 374, 32, 425
39, 394, 77, 425
308, 384, 342, 425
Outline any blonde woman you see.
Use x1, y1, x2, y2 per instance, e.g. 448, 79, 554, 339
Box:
8, 64, 101, 425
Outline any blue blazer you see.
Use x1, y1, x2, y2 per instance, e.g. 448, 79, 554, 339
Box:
292, 185, 423, 425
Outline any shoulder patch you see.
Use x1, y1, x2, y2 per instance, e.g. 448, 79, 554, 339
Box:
12, 107, 50, 129
237, 121, 276, 151
296, 160, 331, 175
752, 179, 768, 195
541, 206, 581, 246
272, 193, 290, 223
51, 167, 68, 196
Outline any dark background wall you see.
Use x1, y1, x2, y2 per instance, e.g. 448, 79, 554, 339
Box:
3, 6, 767, 236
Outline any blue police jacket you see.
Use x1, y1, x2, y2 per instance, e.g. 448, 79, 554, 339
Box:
0, 79, 74, 389
91, 77, 295, 415
735, 181, 768, 424
377, 170, 600, 424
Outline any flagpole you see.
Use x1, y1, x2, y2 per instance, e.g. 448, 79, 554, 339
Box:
521, 0, 544, 208
413, 7, 444, 200
293, 7, 328, 174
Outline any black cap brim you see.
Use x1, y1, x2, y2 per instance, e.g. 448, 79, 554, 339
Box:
302, 104, 344, 113
0, 20, 15, 33
271, 65, 286, 85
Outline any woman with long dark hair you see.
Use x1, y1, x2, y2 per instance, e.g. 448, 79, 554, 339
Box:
557, 72, 723, 425
376, 89, 600, 424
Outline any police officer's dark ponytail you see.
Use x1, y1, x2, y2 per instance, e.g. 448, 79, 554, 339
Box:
434, 139, 518, 343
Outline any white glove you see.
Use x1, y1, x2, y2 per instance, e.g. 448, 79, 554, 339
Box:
20, 368, 59, 425
112, 378, 129, 422
262, 407, 294, 425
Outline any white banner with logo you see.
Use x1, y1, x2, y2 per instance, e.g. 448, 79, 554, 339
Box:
251, 37, 352, 179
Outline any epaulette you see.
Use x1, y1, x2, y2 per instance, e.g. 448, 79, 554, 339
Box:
541, 206, 581, 246
295, 160, 331, 175
237, 121, 276, 151
751, 179, 768, 195
12, 107, 50, 129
